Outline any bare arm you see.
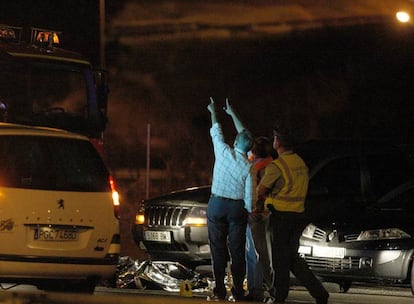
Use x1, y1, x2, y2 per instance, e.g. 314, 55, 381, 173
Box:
207, 97, 218, 125
224, 98, 245, 133
257, 184, 269, 200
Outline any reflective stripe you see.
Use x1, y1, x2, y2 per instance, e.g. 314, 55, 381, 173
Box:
277, 157, 293, 193
265, 153, 308, 213
275, 195, 306, 202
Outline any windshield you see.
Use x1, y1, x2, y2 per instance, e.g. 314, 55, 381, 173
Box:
0, 60, 87, 124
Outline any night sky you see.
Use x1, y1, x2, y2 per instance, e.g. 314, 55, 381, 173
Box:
3, 1, 414, 193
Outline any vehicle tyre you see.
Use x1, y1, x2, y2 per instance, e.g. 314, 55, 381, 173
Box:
39, 278, 97, 293
411, 263, 414, 295
339, 280, 351, 293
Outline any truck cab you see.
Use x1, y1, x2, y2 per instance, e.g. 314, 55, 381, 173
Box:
0, 25, 109, 149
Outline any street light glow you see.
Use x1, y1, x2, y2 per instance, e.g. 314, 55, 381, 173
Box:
396, 11, 410, 23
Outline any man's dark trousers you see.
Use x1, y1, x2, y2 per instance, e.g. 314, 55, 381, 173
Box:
269, 210, 328, 302
207, 195, 248, 299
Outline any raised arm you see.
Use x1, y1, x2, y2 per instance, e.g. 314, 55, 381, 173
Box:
207, 97, 218, 125
224, 98, 246, 133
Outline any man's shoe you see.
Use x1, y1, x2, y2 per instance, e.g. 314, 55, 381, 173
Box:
207, 287, 226, 302
229, 287, 247, 302
227, 293, 249, 302
243, 294, 263, 302
316, 296, 329, 304
262, 297, 285, 304
207, 294, 226, 302
226, 294, 235, 302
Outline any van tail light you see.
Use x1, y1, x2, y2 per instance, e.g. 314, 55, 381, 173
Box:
109, 176, 120, 219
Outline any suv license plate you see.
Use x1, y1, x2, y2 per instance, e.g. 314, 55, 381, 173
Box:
145, 230, 171, 243
34, 228, 78, 241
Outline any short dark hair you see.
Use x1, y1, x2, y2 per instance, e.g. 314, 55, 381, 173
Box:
251, 136, 273, 158
273, 123, 294, 148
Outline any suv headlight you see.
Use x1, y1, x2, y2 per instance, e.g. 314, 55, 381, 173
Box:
302, 223, 317, 239
183, 207, 207, 227
357, 228, 411, 241
135, 205, 145, 225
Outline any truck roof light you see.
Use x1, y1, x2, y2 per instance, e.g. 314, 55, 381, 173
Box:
0, 25, 22, 42
31, 27, 61, 48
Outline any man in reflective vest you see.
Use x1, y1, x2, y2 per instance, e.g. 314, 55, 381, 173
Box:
257, 124, 329, 304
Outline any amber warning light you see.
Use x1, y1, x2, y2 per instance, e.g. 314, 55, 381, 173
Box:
31, 27, 61, 47
0, 25, 21, 41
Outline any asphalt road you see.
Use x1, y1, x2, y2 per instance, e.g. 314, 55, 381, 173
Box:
2, 284, 414, 304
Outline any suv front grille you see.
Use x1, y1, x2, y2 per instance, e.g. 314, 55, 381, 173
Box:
305, 256, 360, 271
146, 205, 190, 227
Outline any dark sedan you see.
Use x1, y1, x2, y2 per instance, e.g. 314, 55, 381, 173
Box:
299, 180, 414, 294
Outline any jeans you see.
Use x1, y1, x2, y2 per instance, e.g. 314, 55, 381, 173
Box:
246, 225, 264, 300
207, 195, 248, 299
247, 212, 274, 300
250, 212, 273, 290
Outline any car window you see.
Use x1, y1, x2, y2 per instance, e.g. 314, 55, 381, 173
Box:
309, 156, 361, 195
0, 136, 110, 191
365, 152, 414, 199
377, 187, 414, 212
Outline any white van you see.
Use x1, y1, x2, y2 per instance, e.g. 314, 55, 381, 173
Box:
0, 123, 120, 292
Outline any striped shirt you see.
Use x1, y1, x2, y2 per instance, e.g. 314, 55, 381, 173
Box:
210, 123, 257, 212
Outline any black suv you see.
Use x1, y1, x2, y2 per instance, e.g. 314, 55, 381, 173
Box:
132, 140, 414, 269
133, 185, 211, 267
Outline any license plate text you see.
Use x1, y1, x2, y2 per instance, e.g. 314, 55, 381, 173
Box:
144, 230, 171, 243
34, 228, 78, 241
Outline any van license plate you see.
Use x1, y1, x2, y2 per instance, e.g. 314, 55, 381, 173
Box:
144, 231, 171, 243
34, 228, 78, 241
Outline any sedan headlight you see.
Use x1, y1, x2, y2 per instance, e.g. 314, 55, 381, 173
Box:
357, 228, 411, 241
183, 207, 207, 227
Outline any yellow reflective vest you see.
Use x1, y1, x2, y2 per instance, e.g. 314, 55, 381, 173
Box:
264, 153, 309, 213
